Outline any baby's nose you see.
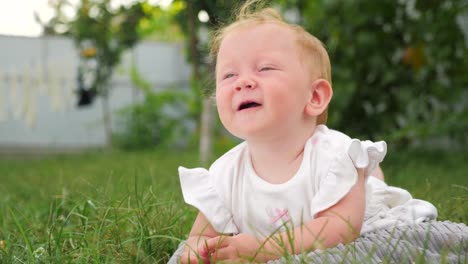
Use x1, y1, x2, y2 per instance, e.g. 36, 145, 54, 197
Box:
235, 78, 256, 91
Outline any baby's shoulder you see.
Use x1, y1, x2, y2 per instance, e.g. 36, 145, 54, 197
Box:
312, 125, 387, 177
313, 125, 354, 152
209, 141, 247, 175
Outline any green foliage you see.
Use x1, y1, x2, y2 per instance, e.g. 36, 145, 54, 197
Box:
42, 0, 155, 98
173, 0, 240, 34
113, 66, 198, 150
138, 1, 186, 42
294, 0, 468, 146
113, 66, 200, 150
173, 0, 241, 74
71, 0, 153, 97
113, 90, 196, 150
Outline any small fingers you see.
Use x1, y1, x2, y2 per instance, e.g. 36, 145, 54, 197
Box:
179, 251, 198, 264
180, 247, 212, 264
210, 246, 233, 262
199, 235, 230, 256
210, 246, 248, 263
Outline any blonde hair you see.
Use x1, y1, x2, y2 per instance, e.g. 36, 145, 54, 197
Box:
210, 0, 332, 124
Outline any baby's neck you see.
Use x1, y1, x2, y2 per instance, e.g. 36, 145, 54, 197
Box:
247, 127, 316, 184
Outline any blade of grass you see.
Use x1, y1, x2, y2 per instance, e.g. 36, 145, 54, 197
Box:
8, 207, 34, 261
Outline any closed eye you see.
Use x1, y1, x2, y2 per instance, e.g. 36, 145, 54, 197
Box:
259, 66, 275, 72
223, 73, 235, 79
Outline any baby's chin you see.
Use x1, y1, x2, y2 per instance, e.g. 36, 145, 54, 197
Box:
228, 129, 267, 142
224, 127, 251, 141
220, 116, 273, 141
225, 129, 247, 141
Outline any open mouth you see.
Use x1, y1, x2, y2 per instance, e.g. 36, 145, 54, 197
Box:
238, 101, 261, 111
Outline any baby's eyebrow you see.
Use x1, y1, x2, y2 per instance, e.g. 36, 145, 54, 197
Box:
216, 68, 230, 77
216, 61, 235, 69
216, 63, 237, 75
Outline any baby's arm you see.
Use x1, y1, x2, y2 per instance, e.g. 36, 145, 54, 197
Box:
298, 168, 366, 249
180, 212, 220, 264
373, 166, 385, 181
203, 169, 366, 262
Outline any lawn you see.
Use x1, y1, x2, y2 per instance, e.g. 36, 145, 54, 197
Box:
0, 148, 466, 263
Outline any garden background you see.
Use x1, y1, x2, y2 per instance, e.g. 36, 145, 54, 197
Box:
0, 0, 467, 263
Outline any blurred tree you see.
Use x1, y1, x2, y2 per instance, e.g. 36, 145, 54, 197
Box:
76, 1, 151, 144
34, 0, 71, 35
289, 0, 468, 147
172, 0, 240, 164
36, 0, 162, 145
38, 0, 154, 101
138, 1, 186, 42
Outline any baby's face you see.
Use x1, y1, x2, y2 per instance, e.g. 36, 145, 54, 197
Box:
215, 23, 314, 140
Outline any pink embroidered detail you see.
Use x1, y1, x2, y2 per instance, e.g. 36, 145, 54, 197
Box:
271, 208, 289, 224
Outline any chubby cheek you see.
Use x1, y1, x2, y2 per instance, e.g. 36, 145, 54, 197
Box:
216, 91, 241, 136
215, 91, 231, 120
269, 88, 293, 107
217, 107, 237, 137
269, 87, 306, 118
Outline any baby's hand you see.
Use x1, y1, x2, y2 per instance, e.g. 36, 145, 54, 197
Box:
179, 236, 211, 264
179, 249, 198, 264
201, 233, 267, 263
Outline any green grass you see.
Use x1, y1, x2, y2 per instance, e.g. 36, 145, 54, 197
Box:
0, 149, 466, 263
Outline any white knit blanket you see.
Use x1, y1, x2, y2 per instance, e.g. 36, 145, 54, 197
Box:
168, 221, 467, 263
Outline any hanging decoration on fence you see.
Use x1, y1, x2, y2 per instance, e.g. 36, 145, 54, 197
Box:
76, 46, 98, 107
0, 61, 76, 128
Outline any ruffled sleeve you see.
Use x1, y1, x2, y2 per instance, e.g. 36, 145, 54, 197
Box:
178, 166, 239, 234
310, 139, 387, 218
348, 139, 387, 177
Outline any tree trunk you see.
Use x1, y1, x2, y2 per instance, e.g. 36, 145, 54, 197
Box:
101, 92, 112, 147
187, 0, 212, 164
199, 98, 214, 164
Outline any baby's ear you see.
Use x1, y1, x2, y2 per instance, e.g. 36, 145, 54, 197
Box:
305, 79, 333, 117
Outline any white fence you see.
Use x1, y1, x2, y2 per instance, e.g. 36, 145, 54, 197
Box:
0, 35, 191, 154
